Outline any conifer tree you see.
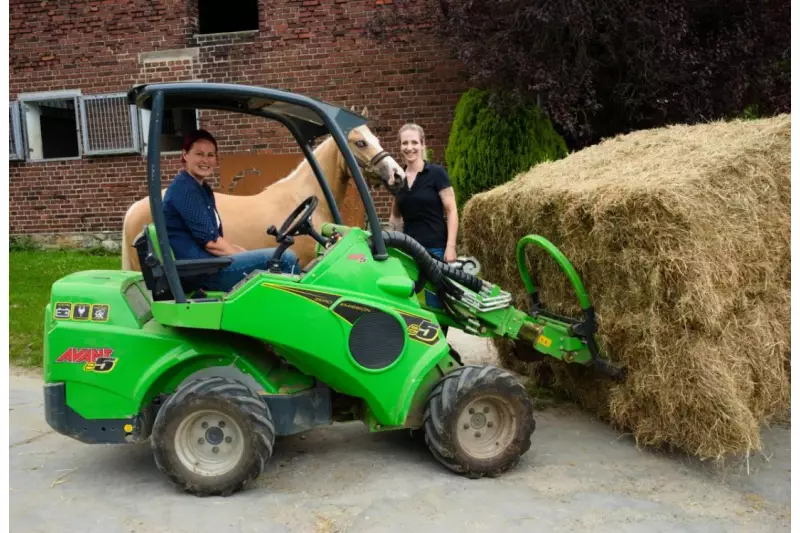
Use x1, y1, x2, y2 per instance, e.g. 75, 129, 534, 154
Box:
445, 89, 568, 208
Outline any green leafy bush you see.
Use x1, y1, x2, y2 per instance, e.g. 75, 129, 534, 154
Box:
445, 89, 568, 208
368, 0, 790, 148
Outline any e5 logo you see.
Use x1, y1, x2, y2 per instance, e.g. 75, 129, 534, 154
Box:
83, 357, 117, 373
407, 320, 439, 343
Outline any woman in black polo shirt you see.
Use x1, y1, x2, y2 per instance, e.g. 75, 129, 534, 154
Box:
389, 123, 459, 263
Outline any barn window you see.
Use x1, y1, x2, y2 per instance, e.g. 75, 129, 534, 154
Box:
17, 90, 82, 161
9, 102, 24, 160
139, 108, 200, 154
79, 93, 141, 156
197, 0, 259, 34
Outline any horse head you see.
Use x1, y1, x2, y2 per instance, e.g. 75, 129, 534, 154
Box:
343, 107, 406, 194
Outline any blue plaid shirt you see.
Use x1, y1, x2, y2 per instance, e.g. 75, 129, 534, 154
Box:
163, 170, 222, 260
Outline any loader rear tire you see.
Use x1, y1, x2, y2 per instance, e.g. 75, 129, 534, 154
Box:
423, 365, 535, 478
151, 376, 275, 497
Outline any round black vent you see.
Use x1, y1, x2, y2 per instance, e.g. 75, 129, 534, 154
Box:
348, 311, 406, 370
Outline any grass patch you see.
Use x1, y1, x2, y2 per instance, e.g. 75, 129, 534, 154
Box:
9, 236, 41, 252
10, 250, 120, 367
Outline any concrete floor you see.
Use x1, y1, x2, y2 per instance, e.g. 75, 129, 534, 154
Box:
9, 330, 790, 533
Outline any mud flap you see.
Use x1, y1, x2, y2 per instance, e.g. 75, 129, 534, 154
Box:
261, 384, 332, 437
44, 382, 135, 444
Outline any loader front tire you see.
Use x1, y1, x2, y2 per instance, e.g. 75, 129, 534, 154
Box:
151, 376, 275, 497
423, 365, 535, 478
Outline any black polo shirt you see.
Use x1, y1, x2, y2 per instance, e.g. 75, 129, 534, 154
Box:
395, 162, 452, 248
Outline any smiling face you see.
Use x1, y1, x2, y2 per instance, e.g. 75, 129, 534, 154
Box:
347, 124, 407, 193
182, 138, 218, 180
400, 127, 425, 167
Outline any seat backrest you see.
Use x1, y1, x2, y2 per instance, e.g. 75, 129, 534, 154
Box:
133, 223, 174, 301
133, 224, 232, 302
146, 223, 171, 262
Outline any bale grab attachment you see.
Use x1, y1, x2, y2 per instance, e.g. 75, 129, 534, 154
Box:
437, 234, 626, 380
512, 235, 626, 379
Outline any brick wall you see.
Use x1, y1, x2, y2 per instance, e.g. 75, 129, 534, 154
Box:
10, 0, 469, 238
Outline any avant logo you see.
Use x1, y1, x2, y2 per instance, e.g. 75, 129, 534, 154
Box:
56, 347, 117, 373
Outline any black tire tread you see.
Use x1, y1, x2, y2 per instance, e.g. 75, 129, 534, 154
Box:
423, 365, 535, 478
151, 376, 275, 497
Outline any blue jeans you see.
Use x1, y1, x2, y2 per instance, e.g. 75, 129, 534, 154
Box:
424, 247, 446, 309
207, 248, 300, 292
427, 247, 445, 260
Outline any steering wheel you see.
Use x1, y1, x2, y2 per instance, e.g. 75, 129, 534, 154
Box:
266, 195, 328, 272
271, 195, 319, 242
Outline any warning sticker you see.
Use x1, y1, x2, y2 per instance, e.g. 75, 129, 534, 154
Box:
536, 335, 553, 348
54, 302, 72, 320
91, 304, 110, 322
72, 303, 91, 321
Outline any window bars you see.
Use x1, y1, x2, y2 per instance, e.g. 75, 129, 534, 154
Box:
79, 93, 140, 155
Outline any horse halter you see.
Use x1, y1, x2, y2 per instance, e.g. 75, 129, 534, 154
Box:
355, 149, 392, 175
369, 150, 392, 167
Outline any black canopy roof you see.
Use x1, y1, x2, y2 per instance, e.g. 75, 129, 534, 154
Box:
127, 82, 369, 141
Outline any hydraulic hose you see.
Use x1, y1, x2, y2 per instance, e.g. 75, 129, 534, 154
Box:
379, 231, 460, 297
429, 255, 485, 294
379, 231, 484, 296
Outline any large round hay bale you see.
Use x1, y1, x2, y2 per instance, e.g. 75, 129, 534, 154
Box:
461, 115, 790, 460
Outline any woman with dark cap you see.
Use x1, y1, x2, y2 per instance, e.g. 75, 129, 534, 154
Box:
162, 128, 299, 292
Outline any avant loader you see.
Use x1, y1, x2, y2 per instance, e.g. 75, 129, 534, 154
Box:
43, 82, 623, 496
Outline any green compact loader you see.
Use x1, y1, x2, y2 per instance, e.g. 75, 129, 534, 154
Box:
42, 82, 624, 496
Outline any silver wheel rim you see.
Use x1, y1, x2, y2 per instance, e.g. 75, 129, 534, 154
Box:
174, 409, 245, 477
456, 396, 517, 459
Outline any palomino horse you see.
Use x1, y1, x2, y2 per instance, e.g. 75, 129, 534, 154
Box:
120, 120, 406, 271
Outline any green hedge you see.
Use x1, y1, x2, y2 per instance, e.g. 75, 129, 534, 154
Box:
445, 89, 568, 208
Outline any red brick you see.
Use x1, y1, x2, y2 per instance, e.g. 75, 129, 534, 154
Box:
10, 0, 468, 234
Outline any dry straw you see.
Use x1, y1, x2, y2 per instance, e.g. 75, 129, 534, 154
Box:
461, 114, 790, 460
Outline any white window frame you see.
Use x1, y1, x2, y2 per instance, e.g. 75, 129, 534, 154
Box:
17, 89, 83, 162
79, 92, 141, 156
9, 101, 24, 161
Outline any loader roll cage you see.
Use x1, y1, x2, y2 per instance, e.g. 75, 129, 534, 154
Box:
127, 82, 390, 304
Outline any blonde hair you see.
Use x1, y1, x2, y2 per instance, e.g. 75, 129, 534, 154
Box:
398, 123, 428, 161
